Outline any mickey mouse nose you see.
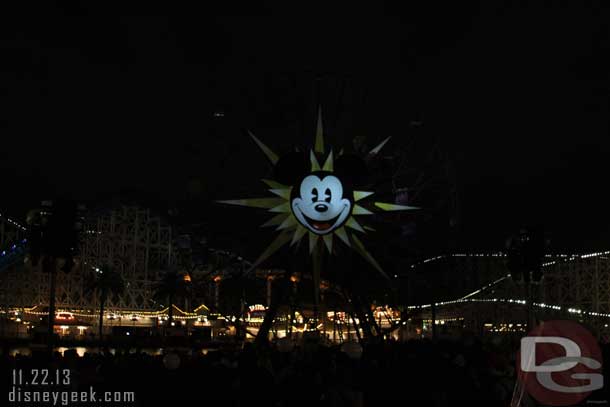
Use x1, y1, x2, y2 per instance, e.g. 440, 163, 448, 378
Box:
314, 204, 328, 213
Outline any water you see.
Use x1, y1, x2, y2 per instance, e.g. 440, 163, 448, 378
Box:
9, 347, 164, 357
7, 346, 214, 357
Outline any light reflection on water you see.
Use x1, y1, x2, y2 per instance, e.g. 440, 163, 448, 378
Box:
8, 347, 31, 357
8, 347, 168, 357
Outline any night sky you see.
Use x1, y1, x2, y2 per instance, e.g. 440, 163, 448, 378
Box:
1, 2, 609, 254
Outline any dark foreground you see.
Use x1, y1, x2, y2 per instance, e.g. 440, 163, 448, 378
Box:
1, 337, 609, 407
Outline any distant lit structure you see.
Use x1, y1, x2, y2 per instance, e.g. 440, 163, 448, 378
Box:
0, 206, 173, 311
219, 108, 417, 279
4, 202, 610, 340
407, 251, 610, 336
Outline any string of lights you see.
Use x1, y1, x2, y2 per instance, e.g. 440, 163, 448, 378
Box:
409, 250, 610, 270
410, 252, 507, 269
14, 294, 610, 324
457, 274, 511, 301
16, 304, 208, 320
9, 248, 610, 325
0, 212, 27, 231
407, 297, 610, 319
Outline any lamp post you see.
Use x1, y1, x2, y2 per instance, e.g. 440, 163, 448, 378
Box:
213, 275, 222, 310
266, 274, 274, 308
289, 273, 300, 338
507, 228, 546, 330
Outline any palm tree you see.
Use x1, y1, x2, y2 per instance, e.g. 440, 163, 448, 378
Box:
85, 266, 125, 341
26, 201, 81, 351
154, 269, 191, 326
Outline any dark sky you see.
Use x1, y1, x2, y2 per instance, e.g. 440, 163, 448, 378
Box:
1, 2, 609, 253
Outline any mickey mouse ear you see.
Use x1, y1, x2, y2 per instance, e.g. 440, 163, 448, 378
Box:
273, 151, 309, 185
334, 154, 368, 187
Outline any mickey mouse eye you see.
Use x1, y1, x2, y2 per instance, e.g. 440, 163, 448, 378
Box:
311, 188, 318, 202
324, 188, 331, 203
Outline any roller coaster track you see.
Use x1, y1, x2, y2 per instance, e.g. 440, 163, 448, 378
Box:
0, 212, 27, 273
2, 204, 610, 330
0, 239, 27, 272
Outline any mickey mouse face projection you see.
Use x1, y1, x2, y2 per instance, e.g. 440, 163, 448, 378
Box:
219, 108, 418, 277
291, 172, 352, 235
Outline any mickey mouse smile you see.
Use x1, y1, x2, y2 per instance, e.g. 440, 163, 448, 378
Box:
294, 204, 348, 232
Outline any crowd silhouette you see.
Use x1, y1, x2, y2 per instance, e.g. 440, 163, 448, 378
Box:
3, 335, 583, 407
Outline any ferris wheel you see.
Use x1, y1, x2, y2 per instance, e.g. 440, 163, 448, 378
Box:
308, 73, 460, 256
